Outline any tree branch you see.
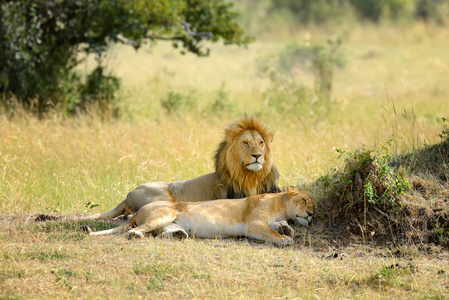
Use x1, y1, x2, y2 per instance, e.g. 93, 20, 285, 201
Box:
115, 21, 214, 54
180, 20, 214, 42
116, 34, 141, 50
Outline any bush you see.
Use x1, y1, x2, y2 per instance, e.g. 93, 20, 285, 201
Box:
264, 83, 316, 115
78, 67, 121, 116
269, 0, 350, 25
350, 0, 411, 22
319, 142, 410, 207
258, 39, 345, 115
160, 90, 198, 114
415, 0, 449, 24
206, 84, 234, 115
317, 132, 449, 246
0, 0, 252, 116
269, 0, 449, 24
316, 142, 412, 244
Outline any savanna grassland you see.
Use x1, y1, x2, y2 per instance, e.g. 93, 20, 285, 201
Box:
1, 18, 449, 299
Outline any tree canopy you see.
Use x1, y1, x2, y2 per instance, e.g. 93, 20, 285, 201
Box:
0, 0, 252, 115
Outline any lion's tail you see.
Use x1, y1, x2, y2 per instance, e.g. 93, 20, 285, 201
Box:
72, 200, 127, 221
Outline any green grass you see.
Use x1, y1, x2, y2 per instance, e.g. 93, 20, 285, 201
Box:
1, 22, 449, 298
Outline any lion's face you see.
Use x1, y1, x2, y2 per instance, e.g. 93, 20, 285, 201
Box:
235, 130, 266, 172
285, 187, 316, 226
215, 116, 279, 197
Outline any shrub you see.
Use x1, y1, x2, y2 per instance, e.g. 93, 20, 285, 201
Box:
294, 39, 346, 101
258, 39, 345, 115
264, 83, 316, 115
79, 67, 121, 116
206, 84, 234, 115
349, 0, 412, 22
160, 90, 198, 114
269, 0, 449, 24
415, 0, 449, 24
268, 0, 350, 25
319, 141, 410, 208
318, 131, 449, 246
316, 141, 414, 244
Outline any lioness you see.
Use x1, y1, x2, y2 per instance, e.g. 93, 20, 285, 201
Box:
83, 187, 316, 246
76, 116, 280, 221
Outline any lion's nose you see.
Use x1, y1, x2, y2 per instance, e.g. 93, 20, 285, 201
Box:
251, 154, 261, 160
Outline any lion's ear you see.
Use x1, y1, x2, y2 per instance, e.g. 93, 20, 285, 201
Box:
268, 132, 274, 143
286, 186, 299, 197
225, 128, 230, 137
225, 123, 238, 137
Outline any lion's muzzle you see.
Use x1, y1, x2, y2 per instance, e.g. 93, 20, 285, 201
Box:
246, 162, 263, 171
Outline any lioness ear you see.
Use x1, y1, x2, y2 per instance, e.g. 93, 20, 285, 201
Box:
286, 186, 299, 197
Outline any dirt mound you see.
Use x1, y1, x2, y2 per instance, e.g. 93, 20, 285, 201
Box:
316, 138, 449, 247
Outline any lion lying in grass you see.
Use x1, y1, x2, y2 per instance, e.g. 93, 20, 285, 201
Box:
82, 187, 316, 246
74, 116, 280, 221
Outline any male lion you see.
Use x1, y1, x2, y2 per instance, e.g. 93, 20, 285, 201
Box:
76, 116, 280, 221
83, 187, 317, 246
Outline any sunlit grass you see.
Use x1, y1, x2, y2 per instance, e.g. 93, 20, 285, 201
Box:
1, 22, 448, 298
1, 218, 448, 298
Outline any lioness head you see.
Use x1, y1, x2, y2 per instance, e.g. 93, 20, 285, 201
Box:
214, 116, 279, 197
285, 186, 316, 226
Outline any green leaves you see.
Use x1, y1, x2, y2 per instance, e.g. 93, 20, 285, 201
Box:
318, 141, 410, 207
0, 0, 251, 115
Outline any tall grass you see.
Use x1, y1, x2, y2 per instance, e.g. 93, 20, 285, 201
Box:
1, 22, 448, 298
1, 24, 446, 215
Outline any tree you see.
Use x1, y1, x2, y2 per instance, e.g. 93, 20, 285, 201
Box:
0, 0, 252, 116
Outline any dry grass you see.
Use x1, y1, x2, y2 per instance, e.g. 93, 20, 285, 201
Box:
1, 216, 448, 299
1, 22, 449, 298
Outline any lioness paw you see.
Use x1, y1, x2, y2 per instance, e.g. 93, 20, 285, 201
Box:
278, 224, 295, 238
274, 236, 293, 247
270, 221, 295, 238
125, 229, 144, 239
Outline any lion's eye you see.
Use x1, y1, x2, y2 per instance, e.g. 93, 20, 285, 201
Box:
259, 141, 264, 146
243, 141, 249, 146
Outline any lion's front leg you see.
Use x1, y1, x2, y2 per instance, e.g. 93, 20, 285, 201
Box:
269, 220, 295, 238
246, 220, 293, 246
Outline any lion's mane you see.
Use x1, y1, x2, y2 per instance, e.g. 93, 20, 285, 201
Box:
214, 116, 280, 198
